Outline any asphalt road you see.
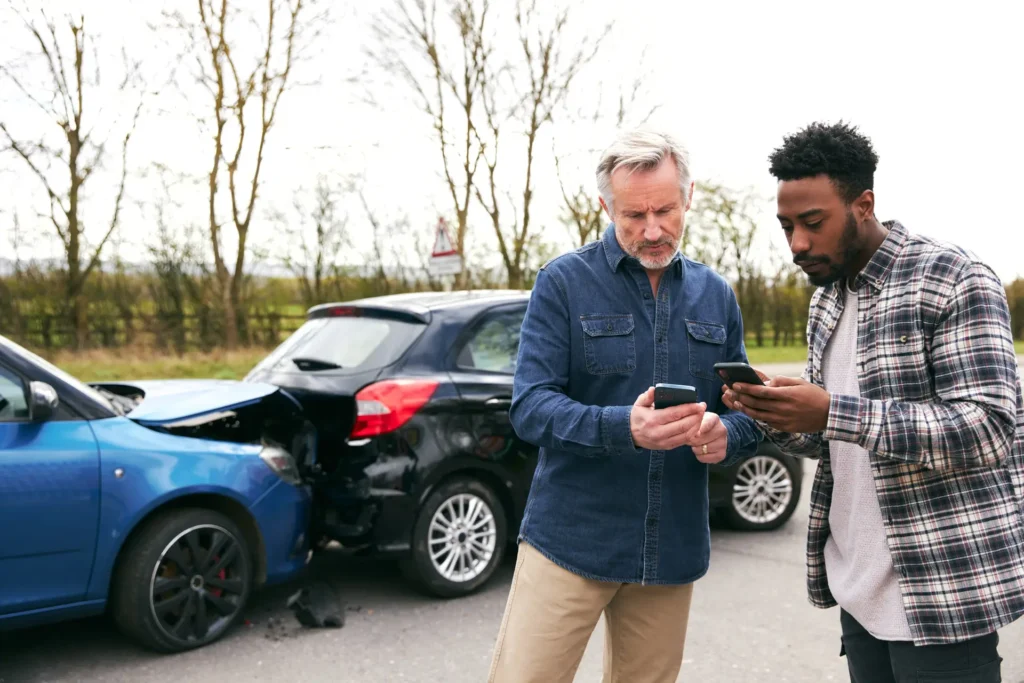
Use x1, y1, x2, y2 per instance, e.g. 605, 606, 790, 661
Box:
2, 358, 1023, 683
2, 463, 1022, 683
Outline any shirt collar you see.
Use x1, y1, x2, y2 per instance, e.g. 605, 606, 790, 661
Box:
851, 220, 909, 293
602, 223, 684, 274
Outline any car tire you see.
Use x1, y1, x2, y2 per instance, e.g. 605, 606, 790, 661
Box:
403, 477, 507, 598
111, 508, 253, 653
719, 454, 801, 531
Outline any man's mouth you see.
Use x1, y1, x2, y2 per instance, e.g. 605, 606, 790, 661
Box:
795, 260, 828, 273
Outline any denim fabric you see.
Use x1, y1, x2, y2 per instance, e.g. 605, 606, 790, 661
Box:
511, 225, 761, 584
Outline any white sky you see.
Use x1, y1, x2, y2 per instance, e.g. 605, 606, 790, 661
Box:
2, 0, 1022, 282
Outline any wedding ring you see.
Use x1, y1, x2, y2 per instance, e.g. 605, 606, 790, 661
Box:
701, 444, 708, 455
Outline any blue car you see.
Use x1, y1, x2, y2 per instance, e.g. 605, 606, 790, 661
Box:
0, 334, 314, 652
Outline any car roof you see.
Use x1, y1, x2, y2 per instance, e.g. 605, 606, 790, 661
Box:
317, 289, 531, 315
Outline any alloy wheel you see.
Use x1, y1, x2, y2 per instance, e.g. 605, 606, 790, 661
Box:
732, 456, 794, 525
149, 524, 248, 644
428, 493, 497, 583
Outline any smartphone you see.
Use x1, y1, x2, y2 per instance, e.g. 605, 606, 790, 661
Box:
713, 362, 765, 388
653, 383, 699, 409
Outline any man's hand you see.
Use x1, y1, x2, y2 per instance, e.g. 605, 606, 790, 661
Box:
720, 368, 771, 412
692, 411, 728, 464
630, 387, 706, 451
725, 375, 831, 433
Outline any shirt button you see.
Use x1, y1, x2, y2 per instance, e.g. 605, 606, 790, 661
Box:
643, 293, 651, 299
606, 323, 613, 331
647, 517, 657, 527
651, 470, 661, 482
657, 335, 665, 343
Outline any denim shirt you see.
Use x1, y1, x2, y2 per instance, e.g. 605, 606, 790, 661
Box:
511, 225, 761, 584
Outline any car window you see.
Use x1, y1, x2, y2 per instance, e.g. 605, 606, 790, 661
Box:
0, 367, 29, 421
0, 336, 115, 415
457, 309, 526, 374
247, 316, 426, 377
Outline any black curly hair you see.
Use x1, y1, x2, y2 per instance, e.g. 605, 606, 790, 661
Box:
768, 121, 879, 204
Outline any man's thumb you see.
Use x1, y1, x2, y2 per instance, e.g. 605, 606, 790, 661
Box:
635, 386, 655, 407
770, 375, 802, 387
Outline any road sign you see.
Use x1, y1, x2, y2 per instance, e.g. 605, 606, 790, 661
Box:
429, 218, 462, 276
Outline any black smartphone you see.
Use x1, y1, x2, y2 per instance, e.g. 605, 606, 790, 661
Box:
653, 383, 699, 409
713, 362, 765, 388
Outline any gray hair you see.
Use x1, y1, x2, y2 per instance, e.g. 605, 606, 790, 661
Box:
596, 129, 692, 212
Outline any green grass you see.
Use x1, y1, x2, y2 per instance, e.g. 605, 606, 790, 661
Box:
38, 339, 1024, 383
47, 348, 269, 382
745, 344, 808, 365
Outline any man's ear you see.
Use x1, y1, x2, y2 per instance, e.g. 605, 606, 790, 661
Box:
599, 196, 613, 220
854, 189, 875, 221
684, 181, 695, 211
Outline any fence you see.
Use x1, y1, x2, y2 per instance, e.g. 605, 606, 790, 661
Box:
1, 312, 308, 352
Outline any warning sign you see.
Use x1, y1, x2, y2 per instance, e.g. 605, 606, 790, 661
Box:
428, 218, 462, 276
431, 219, 457, 257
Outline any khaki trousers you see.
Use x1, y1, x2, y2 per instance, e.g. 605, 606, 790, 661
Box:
488, 542, 695, 683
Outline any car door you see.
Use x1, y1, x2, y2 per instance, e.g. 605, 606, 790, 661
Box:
448, 304, 538, 516
0, 363, 102, 615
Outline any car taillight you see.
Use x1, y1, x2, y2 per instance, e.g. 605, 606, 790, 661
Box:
350, 379, 439, 439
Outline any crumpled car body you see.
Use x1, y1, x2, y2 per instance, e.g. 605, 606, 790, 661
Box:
0, 334, 314, 652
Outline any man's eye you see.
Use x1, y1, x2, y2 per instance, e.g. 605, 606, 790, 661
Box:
806, 221, 822, 229
627, 213, 644, 220
781, 224, 793, 233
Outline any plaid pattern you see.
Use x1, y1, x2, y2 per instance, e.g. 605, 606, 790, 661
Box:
761, 221, 1024, 645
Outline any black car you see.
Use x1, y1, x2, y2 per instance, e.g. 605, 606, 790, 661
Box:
245, 290, 802, 598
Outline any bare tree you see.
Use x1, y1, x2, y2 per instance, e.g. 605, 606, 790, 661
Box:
359, 191, 416, 296
473, 1, 606, 288
556, 153, 604, 248
554, 51, 659, 249
171, 0, 314, 347
276, 175, 349, 307
0, 4, 143, 348
370, 0, 489, 287
684, 182, 768, 344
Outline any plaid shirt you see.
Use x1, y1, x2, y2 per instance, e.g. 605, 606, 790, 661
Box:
761, 221, 1024, 645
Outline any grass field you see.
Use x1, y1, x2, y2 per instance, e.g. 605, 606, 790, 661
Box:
38, 341, 1024, 382
745, 344, 808, 365
47, 348, 269, 382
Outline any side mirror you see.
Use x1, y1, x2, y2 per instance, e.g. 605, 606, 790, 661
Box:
29, 381, 59, 422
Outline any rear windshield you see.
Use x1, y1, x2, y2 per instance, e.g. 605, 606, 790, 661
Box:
247, 316, 424, 376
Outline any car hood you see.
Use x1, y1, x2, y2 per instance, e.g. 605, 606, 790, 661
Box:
93, 379, 281, 424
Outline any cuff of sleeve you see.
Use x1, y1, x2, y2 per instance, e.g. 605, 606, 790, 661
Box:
823, 393, 868, 446
755, 418, 787, 441
602, 405, 641, 454
721, 412, 759, 465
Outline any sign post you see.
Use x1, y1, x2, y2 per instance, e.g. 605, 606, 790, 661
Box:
427, 218, 462, 289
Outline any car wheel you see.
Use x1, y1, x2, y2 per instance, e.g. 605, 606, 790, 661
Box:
403, 477, 507, 598
720, 454, 801, 531
111, 508, 252, 653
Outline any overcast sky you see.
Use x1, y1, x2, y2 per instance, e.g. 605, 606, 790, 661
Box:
2, 0, 1022, 282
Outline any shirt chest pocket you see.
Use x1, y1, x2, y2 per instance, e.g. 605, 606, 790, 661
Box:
581, 314, 637, 375
685, 320, 727, 380
869, 329, 931, 400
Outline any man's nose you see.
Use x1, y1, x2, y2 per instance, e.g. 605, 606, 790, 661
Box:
643, 215, 663, 241
789, 227, 811, 256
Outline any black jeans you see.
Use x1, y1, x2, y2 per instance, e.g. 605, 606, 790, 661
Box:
840, 610, 1002, 682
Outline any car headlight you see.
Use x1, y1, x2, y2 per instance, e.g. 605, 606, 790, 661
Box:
260, 443, 302, 486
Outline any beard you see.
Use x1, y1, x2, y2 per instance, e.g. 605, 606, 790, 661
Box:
794, 211, 860, 287
624, 235, 683, 270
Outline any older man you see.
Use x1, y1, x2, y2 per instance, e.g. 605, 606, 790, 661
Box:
487, 129, 760, 683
